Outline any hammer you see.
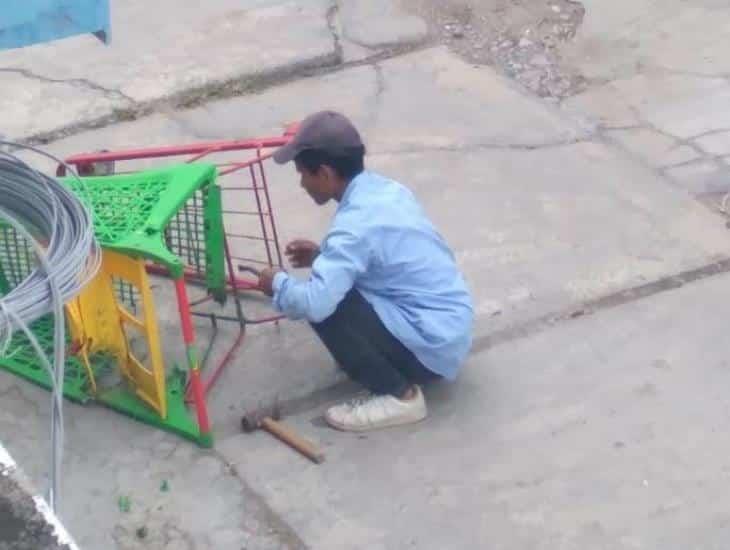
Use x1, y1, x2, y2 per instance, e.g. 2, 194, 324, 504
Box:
241, 403, 325, 464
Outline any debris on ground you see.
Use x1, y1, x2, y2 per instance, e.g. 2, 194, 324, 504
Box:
117, 496, 131, 513
401, 0, 587, 98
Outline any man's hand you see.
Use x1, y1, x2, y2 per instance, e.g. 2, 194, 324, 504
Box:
258, 267, 283, 297
285, 239, 320, 268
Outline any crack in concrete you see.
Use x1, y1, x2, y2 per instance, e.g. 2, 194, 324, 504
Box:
326, 1, 344, 63
273, 255, 730, 419
606, 106, 727, 174
471, 256, 730, 354
602, 125, 644, 132
0, 67, 135, 103
687, 128, 730, 141
373, 63, 386, 104
208, 448, 308, 549
647, 64, 730, 81
22, 42, 433, 146
660, 157, 713, 171
364, 63, 386, 133
369, 135, 595, 156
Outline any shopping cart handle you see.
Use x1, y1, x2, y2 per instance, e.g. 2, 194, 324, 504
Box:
237, 265, 261, 277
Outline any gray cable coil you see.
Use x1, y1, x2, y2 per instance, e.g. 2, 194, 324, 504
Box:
0, 142, 101, 512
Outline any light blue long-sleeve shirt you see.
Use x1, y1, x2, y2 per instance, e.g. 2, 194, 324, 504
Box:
272, 171, 473, 380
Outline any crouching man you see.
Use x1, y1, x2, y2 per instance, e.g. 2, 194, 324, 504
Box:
258, 111, 473, 432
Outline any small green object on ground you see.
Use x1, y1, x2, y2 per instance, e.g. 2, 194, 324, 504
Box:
160, 479, 169, 492
118, 495, 131, 513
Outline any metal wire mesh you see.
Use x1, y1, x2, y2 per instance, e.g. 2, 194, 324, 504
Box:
112, 277, 140, 315
164, 190, 207, 278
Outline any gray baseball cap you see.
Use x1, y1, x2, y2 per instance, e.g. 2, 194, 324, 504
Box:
273, 111, 364, 164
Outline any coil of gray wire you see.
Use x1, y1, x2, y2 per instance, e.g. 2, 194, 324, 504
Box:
0, 141, 101, 512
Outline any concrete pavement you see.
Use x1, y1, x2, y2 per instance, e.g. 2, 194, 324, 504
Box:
2, 1, 730, 548
225, 268, 730, 550
0, 0, 432, 144
561, 0, 730, 202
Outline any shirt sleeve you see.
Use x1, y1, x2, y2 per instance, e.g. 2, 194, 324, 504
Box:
272, 227, 370, 323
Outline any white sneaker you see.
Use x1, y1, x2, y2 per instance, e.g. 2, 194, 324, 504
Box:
324, 386, 427, 432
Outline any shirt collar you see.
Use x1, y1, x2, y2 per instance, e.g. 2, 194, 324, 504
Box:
337, 171, 367, 210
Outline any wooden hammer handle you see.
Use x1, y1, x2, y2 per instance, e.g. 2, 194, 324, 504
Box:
261, 417, 325, 464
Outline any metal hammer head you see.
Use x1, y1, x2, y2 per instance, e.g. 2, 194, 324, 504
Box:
241, 400, 281, 433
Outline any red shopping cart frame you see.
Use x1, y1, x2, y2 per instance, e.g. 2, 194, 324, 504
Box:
56, 125, 300, 402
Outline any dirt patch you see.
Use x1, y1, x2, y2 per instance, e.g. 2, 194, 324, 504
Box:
400, 0, 586, 99
0, 474, 71, 550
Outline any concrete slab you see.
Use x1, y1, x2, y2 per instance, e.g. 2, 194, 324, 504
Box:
339, 0, 429, 49
371, 143, 729, 337
219, 270, 730, 550
633, 77, 730, 141
368, 48, 585, 151
561, 84, 640, 129
694, 131, 730, 157
0, 68, 132, 144
605, 128, 699, 168
566, 72, 730, 141
560, 0, 730, 199
0, 373, 304, 550
4, 46, 730, 547
12, 45, 730, 406
0, 0, 339, 142
664, 160, 730, 195
565, 0, 730, 82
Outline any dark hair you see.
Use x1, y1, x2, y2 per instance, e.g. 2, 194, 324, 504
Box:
294, 146, 365, 181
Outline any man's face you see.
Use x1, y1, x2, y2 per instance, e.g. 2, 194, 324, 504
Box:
295, 162, 334, 205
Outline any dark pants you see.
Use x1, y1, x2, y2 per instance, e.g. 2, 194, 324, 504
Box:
311, 289, 440, 397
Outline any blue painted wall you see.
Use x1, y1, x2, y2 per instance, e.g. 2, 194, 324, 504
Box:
0, 0, 110, 50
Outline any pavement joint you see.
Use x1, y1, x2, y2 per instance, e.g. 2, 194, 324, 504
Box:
208, 447, 307, 550
687, 128, 730, 141
659, 155, 728, 172
600, 107, 727, 180
369, 135, 596, 156
471, 256, 730, 354
22, 42, 435, 147
254, 256, 730, 419
646, 64, 730, 82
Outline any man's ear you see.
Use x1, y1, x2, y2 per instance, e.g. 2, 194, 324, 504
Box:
321, 164, 338, 185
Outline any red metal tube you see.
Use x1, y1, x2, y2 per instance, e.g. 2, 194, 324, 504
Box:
203, 327, 245, 398
175, 278, 196, 344
218, 150, 276, 176
188, 368, 211, 440
63, 136, 290, 165
256, 147, 284, 266
248, 163, 274, 266
174, 278, 211, 441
